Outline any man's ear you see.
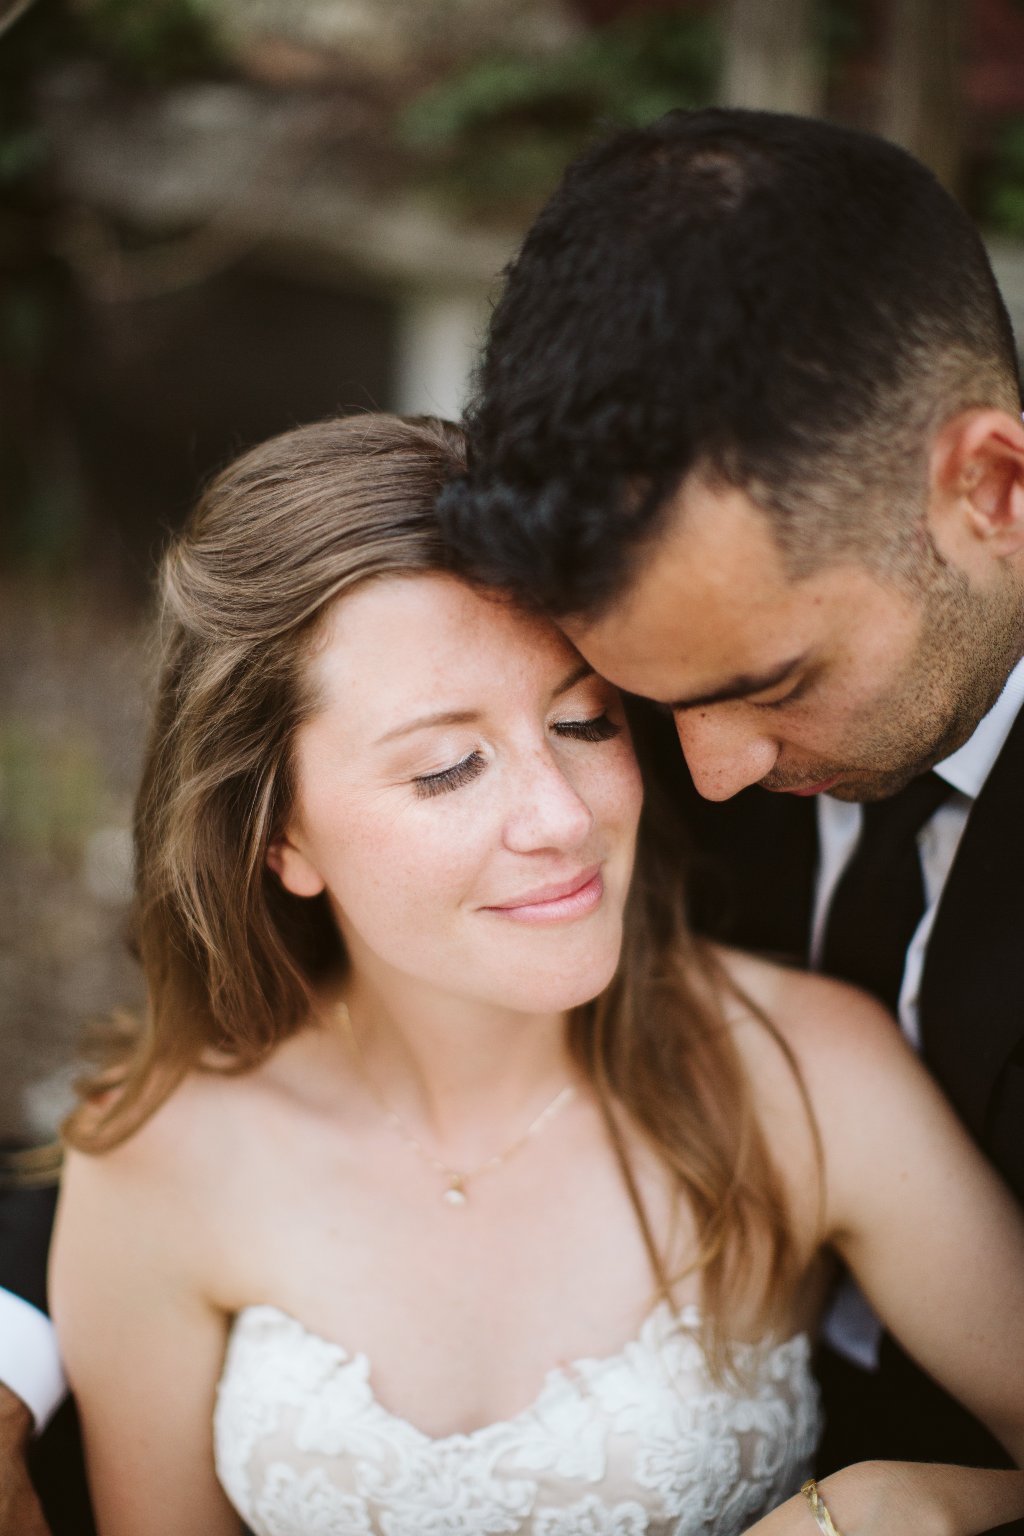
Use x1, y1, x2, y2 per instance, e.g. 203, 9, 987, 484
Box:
929, 408, 1024, 559
266, 831, 326, 898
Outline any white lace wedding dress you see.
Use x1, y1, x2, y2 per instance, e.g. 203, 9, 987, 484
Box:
213, 1300, 821, 1536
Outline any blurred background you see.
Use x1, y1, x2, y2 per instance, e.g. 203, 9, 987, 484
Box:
3, 0, 1024, 1143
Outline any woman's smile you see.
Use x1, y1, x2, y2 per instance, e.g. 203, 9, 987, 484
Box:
482, 865, 604, 924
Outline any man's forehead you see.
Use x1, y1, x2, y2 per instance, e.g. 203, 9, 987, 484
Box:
602, 475, 805, 635
565, 481, 806, 692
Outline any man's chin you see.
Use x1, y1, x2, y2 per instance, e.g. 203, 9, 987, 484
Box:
820, 779, 880, 803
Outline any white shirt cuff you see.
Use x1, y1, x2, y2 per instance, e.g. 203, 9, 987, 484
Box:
0, 1289, 67, 1432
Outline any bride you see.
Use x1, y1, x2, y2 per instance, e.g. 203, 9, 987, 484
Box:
51, 414, 1024, 1536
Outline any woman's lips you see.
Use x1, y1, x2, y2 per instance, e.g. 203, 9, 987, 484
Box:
485, 867, 604, 924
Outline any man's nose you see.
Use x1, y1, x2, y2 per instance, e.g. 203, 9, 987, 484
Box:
502, 752, 595, 852
673, 708, 779, 801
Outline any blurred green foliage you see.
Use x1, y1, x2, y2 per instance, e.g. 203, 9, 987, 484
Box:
404, 11, 719, 144
983, 119, 1024, 238
397, 0, 875, 220
74, 0, 225, 83
399, 9, 719, 215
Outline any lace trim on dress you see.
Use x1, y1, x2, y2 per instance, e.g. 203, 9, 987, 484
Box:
214, 1301, 821, 1536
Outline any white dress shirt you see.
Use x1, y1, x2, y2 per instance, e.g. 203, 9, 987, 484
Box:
0, 1288, 65, 1431
815, 653, 1024, 1366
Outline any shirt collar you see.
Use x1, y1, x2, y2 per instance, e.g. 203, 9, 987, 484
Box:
933, 653, 1024, 799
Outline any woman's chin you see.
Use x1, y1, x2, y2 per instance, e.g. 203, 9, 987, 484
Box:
498, 943, 623, 1017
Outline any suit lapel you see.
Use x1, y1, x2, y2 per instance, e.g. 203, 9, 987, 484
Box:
919, 702, 1024, 1142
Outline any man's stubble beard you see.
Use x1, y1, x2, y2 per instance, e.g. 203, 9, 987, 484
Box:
768, 564, 1024, 803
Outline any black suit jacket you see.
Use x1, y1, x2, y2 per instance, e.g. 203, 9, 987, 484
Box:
0, 1181, 55, 1317
677, 701, 1024, 1200
671, 698, 1024, 1482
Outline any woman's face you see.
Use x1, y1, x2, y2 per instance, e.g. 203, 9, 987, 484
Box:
269, 573, 643, 1017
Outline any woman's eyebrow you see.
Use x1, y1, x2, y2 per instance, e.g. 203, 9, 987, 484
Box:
374, 708, 480, 746
374, 663, 596, 747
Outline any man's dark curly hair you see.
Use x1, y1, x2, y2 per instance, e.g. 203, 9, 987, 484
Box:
440, 108, 1021, 619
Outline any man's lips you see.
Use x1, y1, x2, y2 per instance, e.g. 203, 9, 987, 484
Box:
484, 867, 604, 924
765, 774, 841, 797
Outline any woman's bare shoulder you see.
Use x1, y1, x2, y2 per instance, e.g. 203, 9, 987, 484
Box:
64, 1018, 349, 1194
62, 1044, 296, 1210
715, 943, 910, 1080
712, 945, 939, 1214
56, 1050, 312, 1313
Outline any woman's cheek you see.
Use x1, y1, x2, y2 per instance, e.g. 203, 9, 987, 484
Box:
600, 744, 645, 832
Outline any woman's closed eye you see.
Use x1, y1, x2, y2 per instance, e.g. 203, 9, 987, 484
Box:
553, 712, 621, 744
411, 714, 620, 799
413, 750, 485, 799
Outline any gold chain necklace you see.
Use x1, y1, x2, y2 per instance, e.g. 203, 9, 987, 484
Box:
339, 1002, 576, 1207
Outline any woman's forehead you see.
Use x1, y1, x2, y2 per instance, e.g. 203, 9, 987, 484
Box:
306, 573, 582, 724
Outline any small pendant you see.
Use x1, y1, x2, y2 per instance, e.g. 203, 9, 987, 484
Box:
443, 1175, 467, 1207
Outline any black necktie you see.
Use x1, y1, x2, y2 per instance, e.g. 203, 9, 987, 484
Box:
821, 772, 954, 1014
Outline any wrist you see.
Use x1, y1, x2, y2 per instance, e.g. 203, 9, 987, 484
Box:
802, 1479, 845, 1536
815, 1461, 972, 1536
810, 1463, 883, 1536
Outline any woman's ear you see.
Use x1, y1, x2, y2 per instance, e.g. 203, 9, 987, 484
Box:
266, 831, 326, 898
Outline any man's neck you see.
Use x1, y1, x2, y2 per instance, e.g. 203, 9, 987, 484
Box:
934, 653, 1024, 800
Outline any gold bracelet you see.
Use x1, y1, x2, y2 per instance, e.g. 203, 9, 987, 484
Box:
800, 1479, 845, 1536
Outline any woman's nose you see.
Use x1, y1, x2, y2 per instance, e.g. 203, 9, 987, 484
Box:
502, 752, 595, 853
673, 707, 779, 801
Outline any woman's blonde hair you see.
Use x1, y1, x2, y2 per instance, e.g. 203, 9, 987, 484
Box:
68, 411, 808, 1366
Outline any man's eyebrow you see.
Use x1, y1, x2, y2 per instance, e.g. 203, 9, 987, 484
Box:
375, 662, 596, 746
667, 655, 806, 712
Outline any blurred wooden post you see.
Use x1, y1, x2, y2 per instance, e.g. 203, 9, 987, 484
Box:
720, 0, 824, 117
877, 0, 964, 192
394, 287, 492, 420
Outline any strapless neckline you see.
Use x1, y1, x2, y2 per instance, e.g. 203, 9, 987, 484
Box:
215, 1296, 821, 1536
228, 1299, 807, 1445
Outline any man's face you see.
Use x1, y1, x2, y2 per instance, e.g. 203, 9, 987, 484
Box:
565, 477, 1017, 803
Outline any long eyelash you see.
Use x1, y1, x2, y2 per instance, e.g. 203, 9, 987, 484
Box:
554, 713, 621, 743
413, 751, 485, 799
412, 715, 617, 799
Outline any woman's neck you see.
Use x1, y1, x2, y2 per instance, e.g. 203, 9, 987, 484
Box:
337, 969, 578, 1167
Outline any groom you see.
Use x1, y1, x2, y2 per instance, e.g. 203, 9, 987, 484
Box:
442, 108, 1024, 1493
